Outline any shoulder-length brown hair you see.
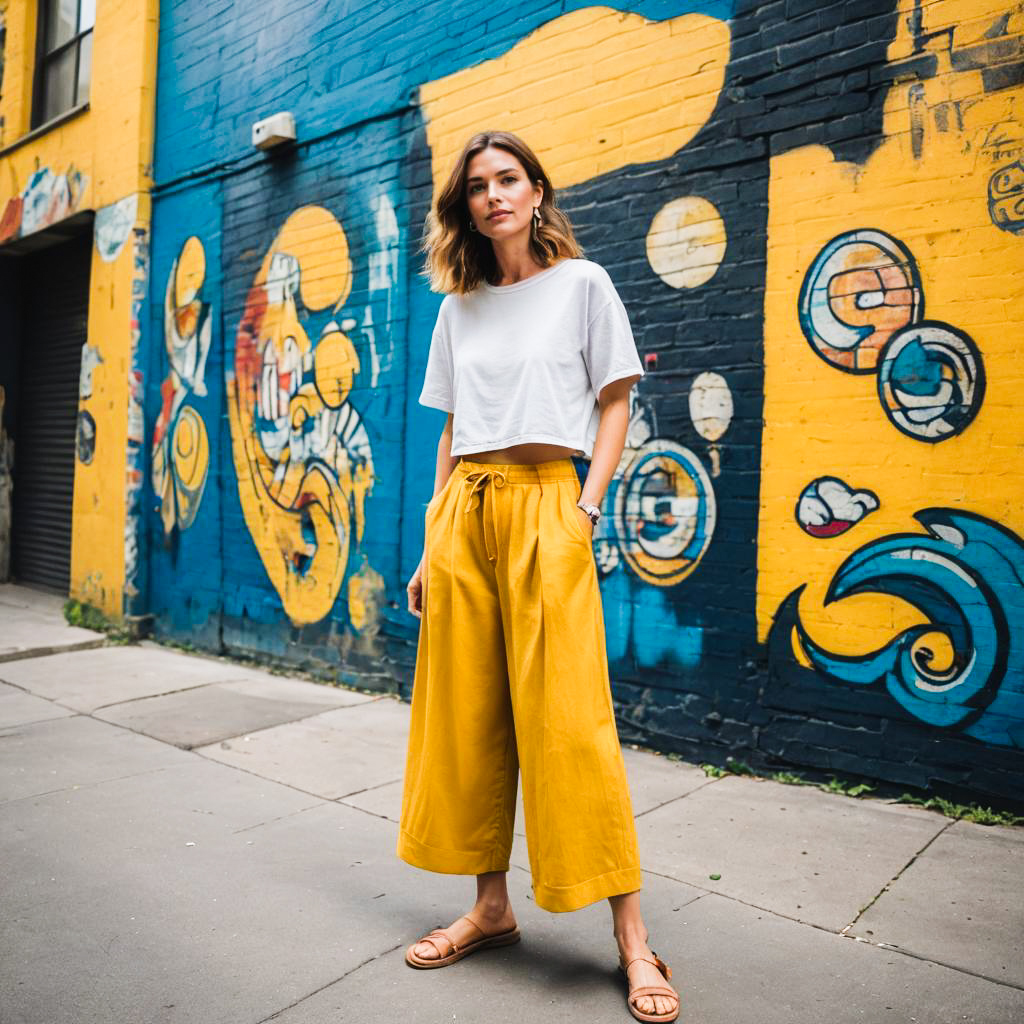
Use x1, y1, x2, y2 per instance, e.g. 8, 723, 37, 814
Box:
420, 130, 584, 295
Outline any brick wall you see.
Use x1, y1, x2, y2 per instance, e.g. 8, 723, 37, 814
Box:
146, 0, 1024, 803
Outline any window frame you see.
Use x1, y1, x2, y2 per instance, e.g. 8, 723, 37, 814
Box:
31, 0, 94, 130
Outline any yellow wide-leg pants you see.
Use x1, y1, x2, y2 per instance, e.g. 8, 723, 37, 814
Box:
397, 457, 643, 913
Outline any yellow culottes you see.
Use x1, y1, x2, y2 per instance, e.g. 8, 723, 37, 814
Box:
397, 457, 643, 913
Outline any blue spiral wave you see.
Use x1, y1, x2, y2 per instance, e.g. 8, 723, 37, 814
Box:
788, 509, 1024, 747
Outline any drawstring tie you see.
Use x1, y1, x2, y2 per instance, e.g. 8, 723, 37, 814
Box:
463, 469, 507, 563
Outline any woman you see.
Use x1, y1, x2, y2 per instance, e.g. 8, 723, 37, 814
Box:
398, 130, 680, 1024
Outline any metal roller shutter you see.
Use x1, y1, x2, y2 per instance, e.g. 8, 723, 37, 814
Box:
11, 233, 92, 593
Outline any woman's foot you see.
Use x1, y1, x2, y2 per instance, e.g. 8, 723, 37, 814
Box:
411, 902, 518, 961
616, 935, 679, 1020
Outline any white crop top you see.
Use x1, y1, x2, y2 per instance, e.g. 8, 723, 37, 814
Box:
417, 258, 644, 457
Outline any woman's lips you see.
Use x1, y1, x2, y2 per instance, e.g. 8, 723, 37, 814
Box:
488, 211, 511, 220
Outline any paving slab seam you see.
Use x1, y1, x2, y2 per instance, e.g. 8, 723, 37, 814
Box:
840, 817, 957, 935
166, 693, 389, 747
0, 710, 78, 730
140, 640, 395, 701
0, 638, 106, 664
632, 774, 724, 818
3, 705, 361, 812
643, 862, 1021, 992
0, 761, 186, 807
188, 747, 381, 807
0, 677, 46, 695
232, 801, 330, 834
333, 800, 397, 825
86, 682, 222, 712
641, 866, 864, 938
189, 673, 386, 701
335, 776, 404, 802
253, 941, 406, 1023
839, 935, 1024, 993
81, 691, 387, 751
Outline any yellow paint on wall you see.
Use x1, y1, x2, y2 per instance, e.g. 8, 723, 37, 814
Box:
420, 6, 729, 197
72, 228, 135, 615
758, 0, 1024, 652
227, 205, 377, 627
0, 1, 160, 618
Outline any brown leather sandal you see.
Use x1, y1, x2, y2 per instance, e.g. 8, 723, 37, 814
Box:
618, 950, 680, 1023
405, 913, 521, 969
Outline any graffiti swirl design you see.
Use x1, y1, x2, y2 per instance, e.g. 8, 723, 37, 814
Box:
784, 510, 1024, 747
798, 229, 922, 373
799, 229, 986, 442
877, 322, 985, 441
152, 236, 212, 538
611, 441, 716, 586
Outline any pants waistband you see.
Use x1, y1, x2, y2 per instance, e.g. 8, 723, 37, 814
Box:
454, 457, 578, 484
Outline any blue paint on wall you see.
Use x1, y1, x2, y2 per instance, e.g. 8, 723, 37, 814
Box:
154, 2, 736, 184
144, 0, 1024, 801
789, 510, 1024, 748
145, 181, 224, 645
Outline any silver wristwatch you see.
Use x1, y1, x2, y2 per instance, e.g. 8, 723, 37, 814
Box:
577, 501, 601, 526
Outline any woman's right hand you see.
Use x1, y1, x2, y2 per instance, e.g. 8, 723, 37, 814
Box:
407, 555, 425, 618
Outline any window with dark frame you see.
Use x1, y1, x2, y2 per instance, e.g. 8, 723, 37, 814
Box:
33, 0, 95, 129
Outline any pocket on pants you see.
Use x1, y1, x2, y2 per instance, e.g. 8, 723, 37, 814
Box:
564, 487, 594, 546
425, 471, 456, 519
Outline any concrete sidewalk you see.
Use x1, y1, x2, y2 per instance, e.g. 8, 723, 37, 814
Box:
1, 583, 1022, 1024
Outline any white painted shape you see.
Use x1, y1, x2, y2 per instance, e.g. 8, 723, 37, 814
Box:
646, 196, 727, 289
688, 371, 733, 441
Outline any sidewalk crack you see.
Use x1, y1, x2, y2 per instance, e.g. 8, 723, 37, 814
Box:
633, 775, 724, 818
840, 816, 957, 936
255, 941, 405, 1022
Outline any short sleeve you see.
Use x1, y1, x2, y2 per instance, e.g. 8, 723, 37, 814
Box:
418, 299, 454, 412
583, 288, 645, 398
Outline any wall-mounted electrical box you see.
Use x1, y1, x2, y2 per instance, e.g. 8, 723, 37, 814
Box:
252, 112, 296, 151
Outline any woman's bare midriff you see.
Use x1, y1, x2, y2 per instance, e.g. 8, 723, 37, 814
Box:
460, 441, 580, 465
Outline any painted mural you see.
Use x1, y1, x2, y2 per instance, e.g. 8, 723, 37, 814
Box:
798, 229, 985, 441
148, 0, 1023, 795
776, 510, 1024, 747
124, 225, 149, 603
151, 235, 212, 540
0, 163, 89, 243
796, 478, 879, 539
760, 0, 1024, 750
226, 205, 376, 627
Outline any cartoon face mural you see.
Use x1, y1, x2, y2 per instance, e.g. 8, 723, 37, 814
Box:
152, 236, 212, 539
226, 205, 375, 626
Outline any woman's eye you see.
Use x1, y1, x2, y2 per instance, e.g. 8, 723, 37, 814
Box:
468, 177, 515, 192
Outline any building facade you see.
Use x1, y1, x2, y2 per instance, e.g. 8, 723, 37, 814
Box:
6, 0, 1023, 803
0, 0, 158, 616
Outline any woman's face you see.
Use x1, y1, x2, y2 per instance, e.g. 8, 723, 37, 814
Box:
464, 147, 542, 241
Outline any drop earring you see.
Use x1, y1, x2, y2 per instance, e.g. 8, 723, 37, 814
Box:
469, 220, 478, 232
